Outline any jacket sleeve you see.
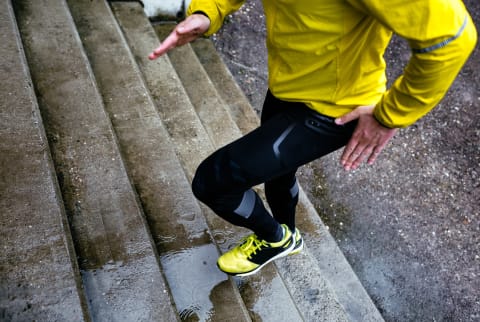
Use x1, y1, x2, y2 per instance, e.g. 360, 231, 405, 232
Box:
347, 0, 477, 128
187, 0, 246, 36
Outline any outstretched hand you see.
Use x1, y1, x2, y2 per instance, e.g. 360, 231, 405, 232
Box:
335, 105, 397, 171
149, 14, 211, 60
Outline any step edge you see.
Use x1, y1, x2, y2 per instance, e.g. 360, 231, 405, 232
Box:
15, 0, 179, 319
193, 37, 385, 322
154, 25, 353, 321
108, 2, 253, 321
3, 1, 90, 320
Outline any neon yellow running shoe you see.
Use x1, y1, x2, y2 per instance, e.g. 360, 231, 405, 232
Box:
217, 224, 294, 276
289, 228, 304, 255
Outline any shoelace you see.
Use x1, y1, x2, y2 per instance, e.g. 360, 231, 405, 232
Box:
239, 234, 268, 259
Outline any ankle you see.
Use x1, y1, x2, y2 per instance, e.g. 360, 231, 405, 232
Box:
259, 224, 284, 243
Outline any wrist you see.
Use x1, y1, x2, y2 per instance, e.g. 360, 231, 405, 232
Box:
372, 103, 398, 129
193, 11, 209, 19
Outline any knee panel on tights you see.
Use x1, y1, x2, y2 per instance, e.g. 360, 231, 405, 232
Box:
191, 150, 272, 230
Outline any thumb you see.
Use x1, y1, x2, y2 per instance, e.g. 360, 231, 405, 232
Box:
176, 16, 200, 34
335, 105, 374, 125
176, 24, 188, 34
335, 109, 360, 125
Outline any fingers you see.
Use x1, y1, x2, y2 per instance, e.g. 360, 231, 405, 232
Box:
340, 113, 397, 171
366, 137, 390, 165
341, 141, 375, 170
149, 33, 179, 60
340, 134, 369, 171
149, 14, 210, 60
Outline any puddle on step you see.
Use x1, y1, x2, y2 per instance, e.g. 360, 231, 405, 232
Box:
161, 244, 228, 321
211, 228, 248, 251
80, 256, 171, 321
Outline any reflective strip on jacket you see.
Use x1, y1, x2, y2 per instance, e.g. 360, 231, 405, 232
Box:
187, 0, 477, 128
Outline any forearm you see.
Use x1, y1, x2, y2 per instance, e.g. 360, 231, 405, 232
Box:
374, 13, 477, 128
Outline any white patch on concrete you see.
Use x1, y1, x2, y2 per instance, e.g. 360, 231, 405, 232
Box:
143, 0, 191, 18
143, 0, 187, 18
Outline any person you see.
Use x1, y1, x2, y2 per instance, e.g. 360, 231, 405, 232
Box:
149, 0, 477, 277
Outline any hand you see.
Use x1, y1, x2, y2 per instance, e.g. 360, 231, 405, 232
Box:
148, 14, 211, 60
335, 105, 397, 171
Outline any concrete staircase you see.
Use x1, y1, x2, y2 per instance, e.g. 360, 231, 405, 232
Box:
0, 1, 384, 321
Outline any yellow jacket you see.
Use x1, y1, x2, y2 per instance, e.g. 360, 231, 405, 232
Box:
187, 0, 477, 128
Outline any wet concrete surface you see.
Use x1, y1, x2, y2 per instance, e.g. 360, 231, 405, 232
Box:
117, 4, 354, 320
211, 0, 480, 321
3, 0, 476, 319
111, 3, 254, 320
160, 244, 229, 321
0, 4, 87, 317
12, 0, 179, 320
3, 0, 380, 320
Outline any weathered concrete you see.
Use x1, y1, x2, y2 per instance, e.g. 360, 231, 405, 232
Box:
114, 3, 351, 320
0, 2, 88, 321
156, 28, 311, 319
191, 38, 261, 134
190, 36, 384, 322
111, 3, 214, 179
13, 0, 176, 320
111, 4, 256, 321
68, 1, 249, 320
155, 23, 240, 149
1, 0, 396, 319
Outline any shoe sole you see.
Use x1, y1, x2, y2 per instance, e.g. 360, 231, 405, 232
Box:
218, 235, 296, 277
289, 238, 304, 256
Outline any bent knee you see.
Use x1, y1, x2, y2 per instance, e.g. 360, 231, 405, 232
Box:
191, 152, 223, 203
191, 148, 248, 203
191, 170, 208, 203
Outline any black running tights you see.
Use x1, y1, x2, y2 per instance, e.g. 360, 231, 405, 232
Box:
192, 91, 357, 242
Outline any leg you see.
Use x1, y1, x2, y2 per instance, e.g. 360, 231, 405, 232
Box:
192, 91, 356, 240
260, 91, 356, 234
192, 91, 356, 275
265, 172, 299, 233
191, 121, 292, 242
261, 92, 299, 233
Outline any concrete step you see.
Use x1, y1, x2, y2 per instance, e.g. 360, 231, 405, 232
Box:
154, 23, 357, 322
2, 0, 385, 320
111, 2, 369, 320
67, 1, 251, 320
111, 3, 306, 320
12, 0, 177, 320
191, 38, 261, 135
109, 3, 252, 321
153, 24, 241, 149
153, 23, 309, 322
0, 2, 88, 321
191, 36, 385, 322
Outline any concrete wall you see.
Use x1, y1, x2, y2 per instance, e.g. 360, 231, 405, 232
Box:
143, 0, 191, 19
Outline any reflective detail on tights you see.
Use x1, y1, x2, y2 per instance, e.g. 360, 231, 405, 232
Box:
234, 189, 256, 218
289, 180, 299, 198
273, 124, 295, 159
